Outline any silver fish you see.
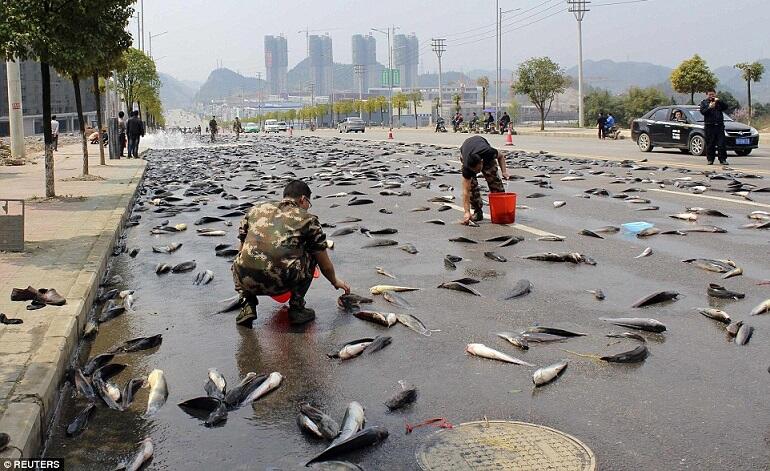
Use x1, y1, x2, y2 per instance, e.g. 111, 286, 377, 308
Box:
396, 313, 432, 336
243, 372, 282, 403
635, 247, 653, 258
331, 402, 365, 446
354, 310, 398, 327
145, 369, 168, 416
116, 437, 153, 471
496, 332, 529, 350
465, 343, 534, 366
750, 299, 770, 316
696, 308, 731, 324
532, 360, 568, 387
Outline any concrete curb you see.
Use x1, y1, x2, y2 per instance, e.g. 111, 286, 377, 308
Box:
0, 159, 147, 459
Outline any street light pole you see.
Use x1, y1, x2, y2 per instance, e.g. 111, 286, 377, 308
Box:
568, 0, 590, 128
354, 64, 364, 118
148, 31, 168, 60
371, 27, 397, 128
497, 7, 521, 126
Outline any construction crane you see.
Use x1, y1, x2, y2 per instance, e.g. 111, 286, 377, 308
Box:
297, 27, 343, 57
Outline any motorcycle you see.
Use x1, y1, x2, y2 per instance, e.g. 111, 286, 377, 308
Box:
435, 117, 447, 133
604, 125, 621, 140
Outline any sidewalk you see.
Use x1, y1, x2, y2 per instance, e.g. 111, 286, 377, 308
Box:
0, 143, 145, 458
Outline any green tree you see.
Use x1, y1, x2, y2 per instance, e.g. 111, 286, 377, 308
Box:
670, 54, 717, 105
476, 76, 489, 110
408, 91, 423, 128
393, 92, 408, 126
512, 57, 570, 131
452, 93, 462, 113
364, 99, 377, 124
374, 96, 387, 125
734, 62, 765, 125
1, 0, 77, 196
507, 98, 520, 125
622, 86, 668, 126
114, 48, 160, 116
583, 88, 620, 128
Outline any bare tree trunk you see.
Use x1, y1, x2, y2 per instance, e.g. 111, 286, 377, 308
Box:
93, 72, 105, 165
414, 103, 418, 129
747, 79, 752, 126
72, 74, 89, 175
41, 62, 55, 197
539, 107, 545, 131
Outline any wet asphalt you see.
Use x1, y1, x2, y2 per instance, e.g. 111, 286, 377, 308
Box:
44, 133, 770, 470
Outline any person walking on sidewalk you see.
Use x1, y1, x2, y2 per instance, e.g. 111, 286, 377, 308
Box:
231, 180, 350, 327
596, 112, 606, 139
126, 110, 145, 159
209, 116, 218, 142
233, 117, 243, 141
459, 135, 510, 225
699, 88, 729, 165
51, 115, 60, 151
117, 111, 127, 157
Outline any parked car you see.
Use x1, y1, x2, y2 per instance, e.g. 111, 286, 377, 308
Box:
338, 117, 366, 133
631, 105, 759, 156
243, 122, 260, 133
264, 119, 287, 133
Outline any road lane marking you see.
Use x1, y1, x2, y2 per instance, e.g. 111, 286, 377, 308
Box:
649, 188, 770, 209
439, 202, 564, 238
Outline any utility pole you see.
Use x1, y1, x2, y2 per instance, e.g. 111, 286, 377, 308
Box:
354, 65, 364, 118
5, 59, 25, 159
431, 38, 446, 118
149, 31, 168, 60
371, 26, 397, 128
568, 0, 589, 128
256, 71, 263, 119
498, 7, 521, 126
140, 0, 145, 52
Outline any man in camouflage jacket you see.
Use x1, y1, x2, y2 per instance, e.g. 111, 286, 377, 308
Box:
231, 180, 351, 327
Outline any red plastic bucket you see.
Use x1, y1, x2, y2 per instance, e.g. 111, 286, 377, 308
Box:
488, 192, 517, 224
271, 267, 321, 303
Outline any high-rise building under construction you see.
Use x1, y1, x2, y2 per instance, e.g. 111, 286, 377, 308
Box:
308, 34, 333, 96
351, 34, 377, 90
264, 35, 288, 95
394, 33, 419, 90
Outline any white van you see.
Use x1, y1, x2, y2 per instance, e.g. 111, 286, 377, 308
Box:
264, 119, 288, 133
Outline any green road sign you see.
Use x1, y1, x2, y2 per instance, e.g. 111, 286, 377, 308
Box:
381, 69, 401, 87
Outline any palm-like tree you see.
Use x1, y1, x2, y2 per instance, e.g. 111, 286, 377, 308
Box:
393, 92, 408, 127
735, 62, 765, 125
476, 76, 489, 110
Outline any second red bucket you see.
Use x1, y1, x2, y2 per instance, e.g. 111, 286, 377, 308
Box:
488, 192, 517, 224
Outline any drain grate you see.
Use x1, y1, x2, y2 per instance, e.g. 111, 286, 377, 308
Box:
416, 420, 596, 470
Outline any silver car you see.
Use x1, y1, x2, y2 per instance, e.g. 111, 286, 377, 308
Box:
338, 117, 366, 133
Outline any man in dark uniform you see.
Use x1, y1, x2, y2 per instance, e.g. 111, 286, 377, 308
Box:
209, 116, 218, 143
699, 88, 729, 165
231, 180, 350, 327
459, 135, 510, 225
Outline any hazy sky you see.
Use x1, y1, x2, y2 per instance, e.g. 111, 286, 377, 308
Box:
139, 0, 769, 83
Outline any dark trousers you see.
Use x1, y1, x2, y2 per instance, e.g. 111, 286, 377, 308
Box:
119, 133, 126, 156
704, 125, 727, 163
232, 257, 317, 310
127, 135, 140, 158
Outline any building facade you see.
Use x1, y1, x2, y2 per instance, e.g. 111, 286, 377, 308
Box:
0, 60, 99, 136
393, 34, 419, 90
351, 34, 378, 91
308, 35, 333, 96
264, 35, 288, 95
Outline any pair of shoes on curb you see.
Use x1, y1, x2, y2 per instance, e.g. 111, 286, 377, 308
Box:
10, 286, 66, 309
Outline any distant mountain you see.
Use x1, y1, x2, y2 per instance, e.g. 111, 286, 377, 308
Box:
158, 72, 196, 110
195, 68, 265, 102
180, 79, 202, 91
567, 59, 672, 93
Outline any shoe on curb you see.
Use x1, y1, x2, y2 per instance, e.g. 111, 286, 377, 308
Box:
472, 211, 483, 222
288, 306, 316, 325
235, 303, 257, 328
719, 161, 729, 165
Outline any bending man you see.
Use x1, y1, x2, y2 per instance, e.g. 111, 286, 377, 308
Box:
460, 135, 510, 225
231, 180, 350, 327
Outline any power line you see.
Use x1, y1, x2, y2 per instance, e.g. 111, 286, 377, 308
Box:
449, 3, 567, 48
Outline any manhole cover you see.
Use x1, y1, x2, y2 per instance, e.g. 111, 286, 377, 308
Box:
416, 420, 596, 471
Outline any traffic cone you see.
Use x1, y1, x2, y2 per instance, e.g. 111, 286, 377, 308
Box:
505, 126, 513, 146
387, 128, 394, 139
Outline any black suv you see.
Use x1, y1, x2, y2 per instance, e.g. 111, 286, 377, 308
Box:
631, 105, 759, 156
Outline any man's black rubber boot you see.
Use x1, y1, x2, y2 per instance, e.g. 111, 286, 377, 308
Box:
472, 210, 484, 222
719, 160, 728, 165
235, 300, 257, 328
288, 306, 316, 325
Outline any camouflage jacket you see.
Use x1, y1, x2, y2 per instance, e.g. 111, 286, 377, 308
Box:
234, 198, 327, 273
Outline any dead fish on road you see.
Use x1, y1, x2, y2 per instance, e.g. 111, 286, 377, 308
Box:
686, 207, 729, 217
750, 299, 770, 316
115, 437, 153, 471
382, 291, 412, 309
348, 198, 374, 206
172, 260, 197, 273
66, 403, 95, 437
449, 236, 478, 244
735, 324, 753, 345
354, 310, 397, 327
484, 251, 507, 262
679, 225, 727, 233
375, 266, 396, 279
451, 277, 480, 285
152, 242, 182, 254
533, 360, 568, 387
601, 345, 648, 363
503, 279, 533, 299
682, 258, 735, 273
635, 247, 653, 258
537, 235, 565, 242
499, 236, 524, 247
631, 291, 679, 308
306, 426, 388, 466
553, 201, 567, 208
155, 263, 171, 274
465, 343, 534, 366
145, 369, 168, 416
396, 313, 433, 336
524, 252, 596, 265
696, 308, 731, 324
400, 243, 419, 254
579, 229, 603, 239
195, 216, 224, 225
707, 283, 745, 299
109, 334, 162, 353
586, 289, 605, 300
242, 371, 282, 403
329, 338, 374, 360
525, 326, 586, 337
636, 227, 660, 238
425, 219, 446, 225
204, 368, 227, 401
193, 270, 214, 285
438, 281, 482, 296
669, 213, 698, 221
497, 332, 529, 350
331, 227, 358, 236
361, 239, 398, 248
196, 229, 227, 236
606, 332, 646, 342
369, 228, 398, 235
593, 226, 620, 233
600, 317, 666, 332
370, 285, 420, 295
298, 403, 340, 440
385, 382, 418, 411
337, 293, 374, 311
722, 267, 743, 279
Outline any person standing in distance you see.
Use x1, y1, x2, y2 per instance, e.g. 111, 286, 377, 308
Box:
50, 115, 60, 151
126, 110, 145, 159
459, 135, 510, 225
699, 88, 729, 165
117, 111, 127, 157
209, 116, 218, 143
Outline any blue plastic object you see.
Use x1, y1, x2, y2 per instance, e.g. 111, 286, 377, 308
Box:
621, 222, 654, 234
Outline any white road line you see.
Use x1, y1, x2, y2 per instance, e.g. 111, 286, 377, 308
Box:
440, 202, 563, 238
649, 188, 770, 209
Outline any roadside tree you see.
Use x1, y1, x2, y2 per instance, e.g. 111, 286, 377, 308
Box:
512, 57, 570, 131
670, 54, 717, 105
476, 76, 489, 110
734, 62, 765, 125
393, 93, 408, 126
409, 91, 423, 128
